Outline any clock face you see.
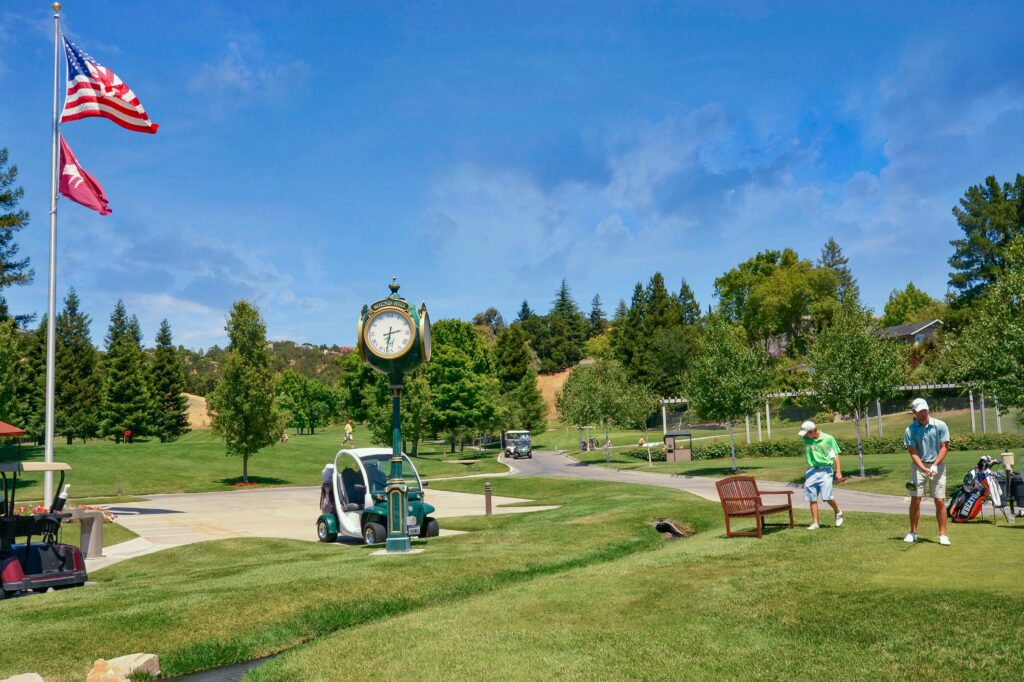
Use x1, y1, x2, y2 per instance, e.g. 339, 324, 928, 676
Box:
420, 308, 431, 363
365, 309, 414, 358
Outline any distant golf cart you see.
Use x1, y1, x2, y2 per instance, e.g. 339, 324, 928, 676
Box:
0, 462, 87, 598
503, 430, 532, 459
317, 448, 439, 545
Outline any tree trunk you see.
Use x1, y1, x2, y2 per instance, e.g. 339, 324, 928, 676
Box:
450, 435, 456, 453
411, 428, 419, 457
854, 408, 865, 478
243, 455, 249, 483
729, 422, 737, 472
66, 434, 72, 445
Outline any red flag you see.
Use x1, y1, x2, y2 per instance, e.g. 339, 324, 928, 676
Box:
59, 135, 111, 216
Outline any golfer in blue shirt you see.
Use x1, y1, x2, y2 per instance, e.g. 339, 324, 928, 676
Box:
903, 398, 951, 546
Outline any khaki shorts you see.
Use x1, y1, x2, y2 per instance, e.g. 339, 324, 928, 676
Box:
910, 463, 946, 499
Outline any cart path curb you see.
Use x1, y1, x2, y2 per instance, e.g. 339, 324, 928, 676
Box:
516, 451, 909, 515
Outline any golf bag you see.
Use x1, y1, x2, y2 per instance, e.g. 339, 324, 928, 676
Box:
947, 456, 1003, 523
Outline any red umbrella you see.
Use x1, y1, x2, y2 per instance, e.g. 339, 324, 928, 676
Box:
0, 422, 26, 438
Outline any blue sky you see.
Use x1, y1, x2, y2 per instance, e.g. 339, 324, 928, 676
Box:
2, 1, 1023, 349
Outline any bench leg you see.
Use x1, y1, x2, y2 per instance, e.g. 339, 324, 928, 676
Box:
788, 505, 794, 529
756, 513, 763, 538
723, 511, 733, 538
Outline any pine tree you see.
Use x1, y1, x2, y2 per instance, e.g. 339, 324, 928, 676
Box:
948, 174, 1024, 304
149, 319, 190, 442
517, 300, 535, 322
0, 319, 19, 422
208, 301, 283, 482
818, 237, 857, 302
677, 279, 701, 325
0, 147, 34, 327
549, 279, 587, 359
55, 288, 99, 444
99, 301, 151, 441
14, 317, 47, 443
612, 299, 628, 323
588, 294, 608, 338
494, 325, 534, 391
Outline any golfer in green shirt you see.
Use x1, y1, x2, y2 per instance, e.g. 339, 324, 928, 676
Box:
799, 420, 844, 530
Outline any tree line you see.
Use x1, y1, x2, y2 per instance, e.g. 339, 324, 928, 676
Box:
0, 291, 191, 444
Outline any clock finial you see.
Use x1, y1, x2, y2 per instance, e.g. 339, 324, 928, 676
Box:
389, 277, 400, 295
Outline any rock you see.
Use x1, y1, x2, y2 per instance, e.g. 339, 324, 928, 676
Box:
2, 674, 46, 682
86, 654, 160, 681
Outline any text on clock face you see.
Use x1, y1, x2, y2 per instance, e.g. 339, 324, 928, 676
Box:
367, 311, 413, 355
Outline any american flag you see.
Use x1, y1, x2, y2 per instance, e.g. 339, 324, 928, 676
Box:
61, 37, 158, 134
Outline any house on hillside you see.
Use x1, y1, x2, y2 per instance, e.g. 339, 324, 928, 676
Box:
876, 319, 943, 345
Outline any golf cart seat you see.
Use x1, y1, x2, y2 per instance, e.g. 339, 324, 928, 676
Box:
339, 467, 365, 511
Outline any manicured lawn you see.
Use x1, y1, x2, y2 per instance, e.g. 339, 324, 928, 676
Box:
573, 447, 1014, 495
57, 520, 138, 549
1, 477, 1021, 681
538, 408, 1020, 453
253, 487, 1024, 680
0, 424, 508, 503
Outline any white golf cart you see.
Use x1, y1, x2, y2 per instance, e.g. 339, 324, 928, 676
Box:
317, 448, 439, 544
503, 430, 532, 459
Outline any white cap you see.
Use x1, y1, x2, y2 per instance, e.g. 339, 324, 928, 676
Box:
798, 420, 816, 437
911, 398, 929, 413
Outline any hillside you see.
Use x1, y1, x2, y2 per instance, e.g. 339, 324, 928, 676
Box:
536, 368, 572, 420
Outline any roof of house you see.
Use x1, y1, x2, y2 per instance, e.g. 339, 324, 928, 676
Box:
876, 319, 943, 338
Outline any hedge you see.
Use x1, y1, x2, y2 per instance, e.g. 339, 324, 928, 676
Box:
624, 433, 1024, 463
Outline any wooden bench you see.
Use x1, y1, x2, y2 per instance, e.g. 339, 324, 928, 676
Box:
715, 476, 794, 538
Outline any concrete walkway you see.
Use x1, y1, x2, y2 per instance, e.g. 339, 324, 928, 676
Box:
89, 486, 555, 571
513, 451, 909, 515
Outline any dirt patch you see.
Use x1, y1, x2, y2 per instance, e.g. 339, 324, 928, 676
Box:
536, 368, 572, 419
185, 393, 211, 429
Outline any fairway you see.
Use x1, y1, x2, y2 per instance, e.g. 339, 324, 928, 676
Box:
1, 477, 1021, 681
0, 424, 508, 503
573, 447, 1014, 496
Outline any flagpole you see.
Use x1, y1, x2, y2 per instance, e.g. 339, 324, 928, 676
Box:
44, 1, 62, 505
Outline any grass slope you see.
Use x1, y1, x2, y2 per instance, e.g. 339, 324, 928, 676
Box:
573, 448, 1009, 495
0, 424, 508, 502
2, 477, 1022, 680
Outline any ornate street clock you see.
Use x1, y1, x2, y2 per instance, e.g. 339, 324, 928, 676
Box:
357, 278, 431, 553
358, 278, 431, 382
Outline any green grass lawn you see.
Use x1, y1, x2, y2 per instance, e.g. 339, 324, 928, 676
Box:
573, 447, 1013, 495
0, 423, 508, 503
540, 408, 1020, 451
1, 477, 1021, 681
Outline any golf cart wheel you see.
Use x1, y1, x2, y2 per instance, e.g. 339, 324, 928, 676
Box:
420, 517, 439, 538
317, 519, 337, 543
363, 521, 386, 545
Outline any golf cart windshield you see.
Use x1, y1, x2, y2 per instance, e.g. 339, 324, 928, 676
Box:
515, 435, 530, 447
359, 454, 421, 493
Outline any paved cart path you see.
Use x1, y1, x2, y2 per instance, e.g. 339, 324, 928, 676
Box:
509, 450, 908, 515
88, 486, 555, 572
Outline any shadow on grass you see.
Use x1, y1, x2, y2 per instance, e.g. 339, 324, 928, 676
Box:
216, 476, 292, 486
719, 524, 791, 538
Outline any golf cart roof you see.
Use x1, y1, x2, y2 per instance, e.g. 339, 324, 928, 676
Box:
0, 462, 71, 473
505, 430, 530, 436
339, 448, 404, 459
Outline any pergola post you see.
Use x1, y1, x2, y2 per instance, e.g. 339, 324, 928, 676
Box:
876, 398, 883, 437
980, 393, 988, 433
756, 411, 762, 442
765, 401, 772, 440
745, 415, 751, 445
969, 389, 976, 433
995, 396, 1002, 434
661, 403, 668, 436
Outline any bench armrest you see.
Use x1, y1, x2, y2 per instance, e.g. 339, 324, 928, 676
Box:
719, 496, 762, 504
759, 490, 793, 497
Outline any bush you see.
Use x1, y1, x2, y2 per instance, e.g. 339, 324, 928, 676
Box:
624, 433, 1024, 463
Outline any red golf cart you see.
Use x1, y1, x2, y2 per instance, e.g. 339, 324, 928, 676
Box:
0, 462, 87, 598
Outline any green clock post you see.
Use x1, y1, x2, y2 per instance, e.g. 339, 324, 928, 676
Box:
357, 278, 432, 553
